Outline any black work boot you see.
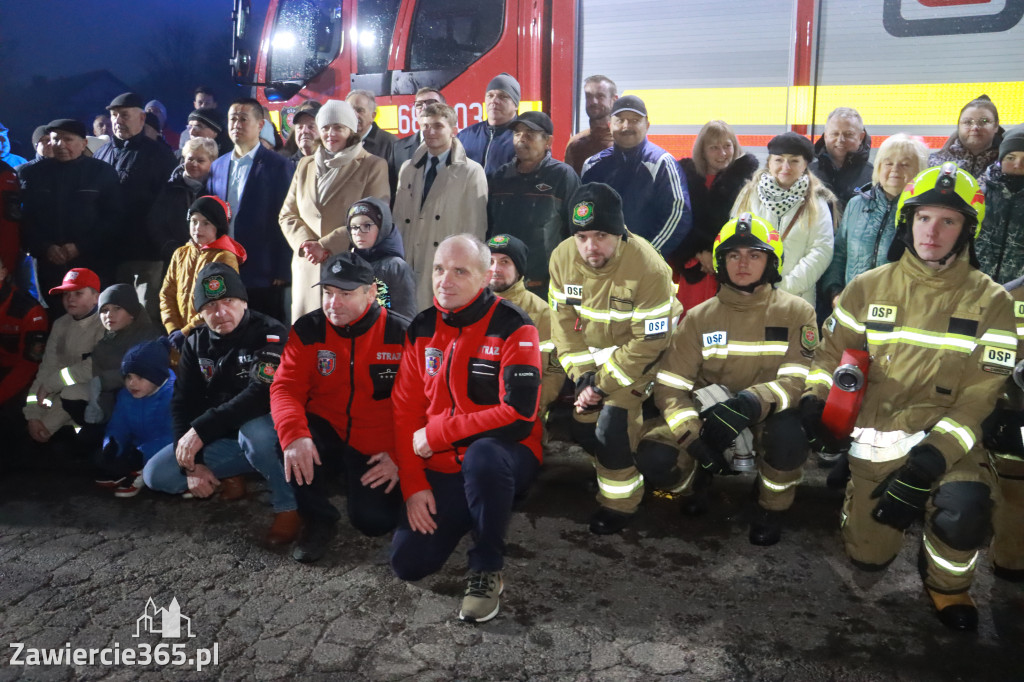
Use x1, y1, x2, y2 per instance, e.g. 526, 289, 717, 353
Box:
589, 507, 634, 535
748, 506, 783, 546
292, 521, 337, 564
680, 468, 712, 517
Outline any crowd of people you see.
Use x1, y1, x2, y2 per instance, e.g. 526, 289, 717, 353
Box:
0, 73, 1022, 630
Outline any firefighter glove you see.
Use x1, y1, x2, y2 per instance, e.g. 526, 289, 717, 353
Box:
798, 395, 851, 452
687, 438, 736, 477
981, 408, 1024, 455
700, 391, 759, 452
871, 444, 945, 530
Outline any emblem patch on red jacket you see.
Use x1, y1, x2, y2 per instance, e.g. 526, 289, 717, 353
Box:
425, 347, 443, 376
317, 350, 336, 376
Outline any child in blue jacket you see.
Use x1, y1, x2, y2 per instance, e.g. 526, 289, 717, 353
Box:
95, 338, 175, 497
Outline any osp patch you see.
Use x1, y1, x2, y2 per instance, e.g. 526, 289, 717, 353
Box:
317, 350, 336, 376
203, 275, 226, 300
425, 347, 443, 376
572, 201, 594, 227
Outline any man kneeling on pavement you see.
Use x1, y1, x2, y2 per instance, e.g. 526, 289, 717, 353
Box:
271, 252, 408, 563
390, 234, 543, 623
143, 263, 299, 546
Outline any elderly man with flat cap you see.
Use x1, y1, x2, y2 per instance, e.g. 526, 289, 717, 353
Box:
458, 73, 520, 175
95, 92, 177, 323
283, 100, 321, 165
487, 111, 580, 297
19, 119, 123, 313
582, 95, 693, 259
143, 262, 299, 548
271, 252, 409, 563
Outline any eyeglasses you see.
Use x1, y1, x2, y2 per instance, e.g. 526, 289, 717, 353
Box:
349, 223, 375, 233
959, 118, 994, 128
413, 99, 440, 110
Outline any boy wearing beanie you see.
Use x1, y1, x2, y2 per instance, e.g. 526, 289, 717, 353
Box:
88, 284, 161, 428
159, 195, 247, 350
95, 339, 175, 497
975, 124, 1024, 282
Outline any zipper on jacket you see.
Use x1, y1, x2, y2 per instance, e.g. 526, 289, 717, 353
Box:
871, 201, 895, 267
444, 329, 462, 416
345, 334, 356, 438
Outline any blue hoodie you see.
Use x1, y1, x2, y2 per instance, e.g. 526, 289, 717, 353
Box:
103, 373, 176, 462
0, 123, 27, 167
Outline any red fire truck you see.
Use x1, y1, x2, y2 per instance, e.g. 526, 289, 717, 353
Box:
231, 0, 1024, 158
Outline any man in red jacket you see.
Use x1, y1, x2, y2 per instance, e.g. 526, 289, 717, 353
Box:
390, 234, 543, 623
271, 252, 408, 563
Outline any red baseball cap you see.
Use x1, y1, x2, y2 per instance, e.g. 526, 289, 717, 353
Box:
49, 268, 101, 295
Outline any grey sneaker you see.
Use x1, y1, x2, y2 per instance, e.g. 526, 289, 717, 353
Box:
459, 571, 503, 623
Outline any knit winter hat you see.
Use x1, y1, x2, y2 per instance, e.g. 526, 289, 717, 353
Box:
487, 234, 529, 279
767, 132, 814, 163
999, 124, 1024, 161
486, 73, 521, 109
121, 338, 171, 385
32, 125, 48, 146
568, 183, 626, 236
193, 262, 247, 311
188, 108, 224, 133
145, 100, 168, 128
98, 283, 142, 318
188, 196, 232, 236
316, 100, 358, 133
348, 200, 384, 230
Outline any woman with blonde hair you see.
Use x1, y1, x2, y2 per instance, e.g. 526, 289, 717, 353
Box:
732, 132, 835, 307
674, 120, 759, 312
821, 133, 929, 303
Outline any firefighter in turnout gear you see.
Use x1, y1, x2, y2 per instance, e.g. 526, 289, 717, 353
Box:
801, 163, 1016, 632
638, 213, 816, 545
549, 183, 677, 535
981, 276, 1024, 583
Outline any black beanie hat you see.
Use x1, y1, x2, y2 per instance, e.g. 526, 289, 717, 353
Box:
348, 200, 384, 230
121, 338, 171, 385
32, 125, 48, 146
999, 124, 1024, 161
767, 132, 814, 163
568, 183, 626, 236
188, 108, 224, 134
98, 283, 142, 318
193, 262, 247, 312
487, 234, 529, 279
188, 196, 231, 237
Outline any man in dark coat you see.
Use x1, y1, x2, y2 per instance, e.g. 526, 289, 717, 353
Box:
347, 90, 397, 197
457, 73, 519, 175
94, 92, 178, 323
810, 107, 873, 210
20, 119, 123, 312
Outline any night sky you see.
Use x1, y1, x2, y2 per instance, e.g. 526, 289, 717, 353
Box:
3, 0, 268, 85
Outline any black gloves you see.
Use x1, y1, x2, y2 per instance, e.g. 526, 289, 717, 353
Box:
982, 408, 1024, 455
799, 395, 851, 452
687, 438, 736, 476
700, 391, 760, 452
871, 444, 946, 530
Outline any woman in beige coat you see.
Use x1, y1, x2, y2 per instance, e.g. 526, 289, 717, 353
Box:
279, 100, 389, 320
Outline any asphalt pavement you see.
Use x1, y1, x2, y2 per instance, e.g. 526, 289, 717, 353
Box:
1, 442, 1021, 681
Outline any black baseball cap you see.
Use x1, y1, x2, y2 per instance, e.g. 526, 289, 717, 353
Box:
314, 252, 375, 290
513, 111, 553, 135
610, 95, 648, 118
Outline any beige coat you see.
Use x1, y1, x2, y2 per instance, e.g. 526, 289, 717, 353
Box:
279, 146, 389, 321
393, 138, 487, 311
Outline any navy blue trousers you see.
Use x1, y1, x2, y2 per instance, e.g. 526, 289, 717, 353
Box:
391, 437, 539, 580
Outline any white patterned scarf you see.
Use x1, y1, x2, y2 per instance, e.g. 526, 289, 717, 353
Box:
756, 172, 810, 222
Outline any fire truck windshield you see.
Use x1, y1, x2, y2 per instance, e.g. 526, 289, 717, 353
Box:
268, 0, 343, 88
